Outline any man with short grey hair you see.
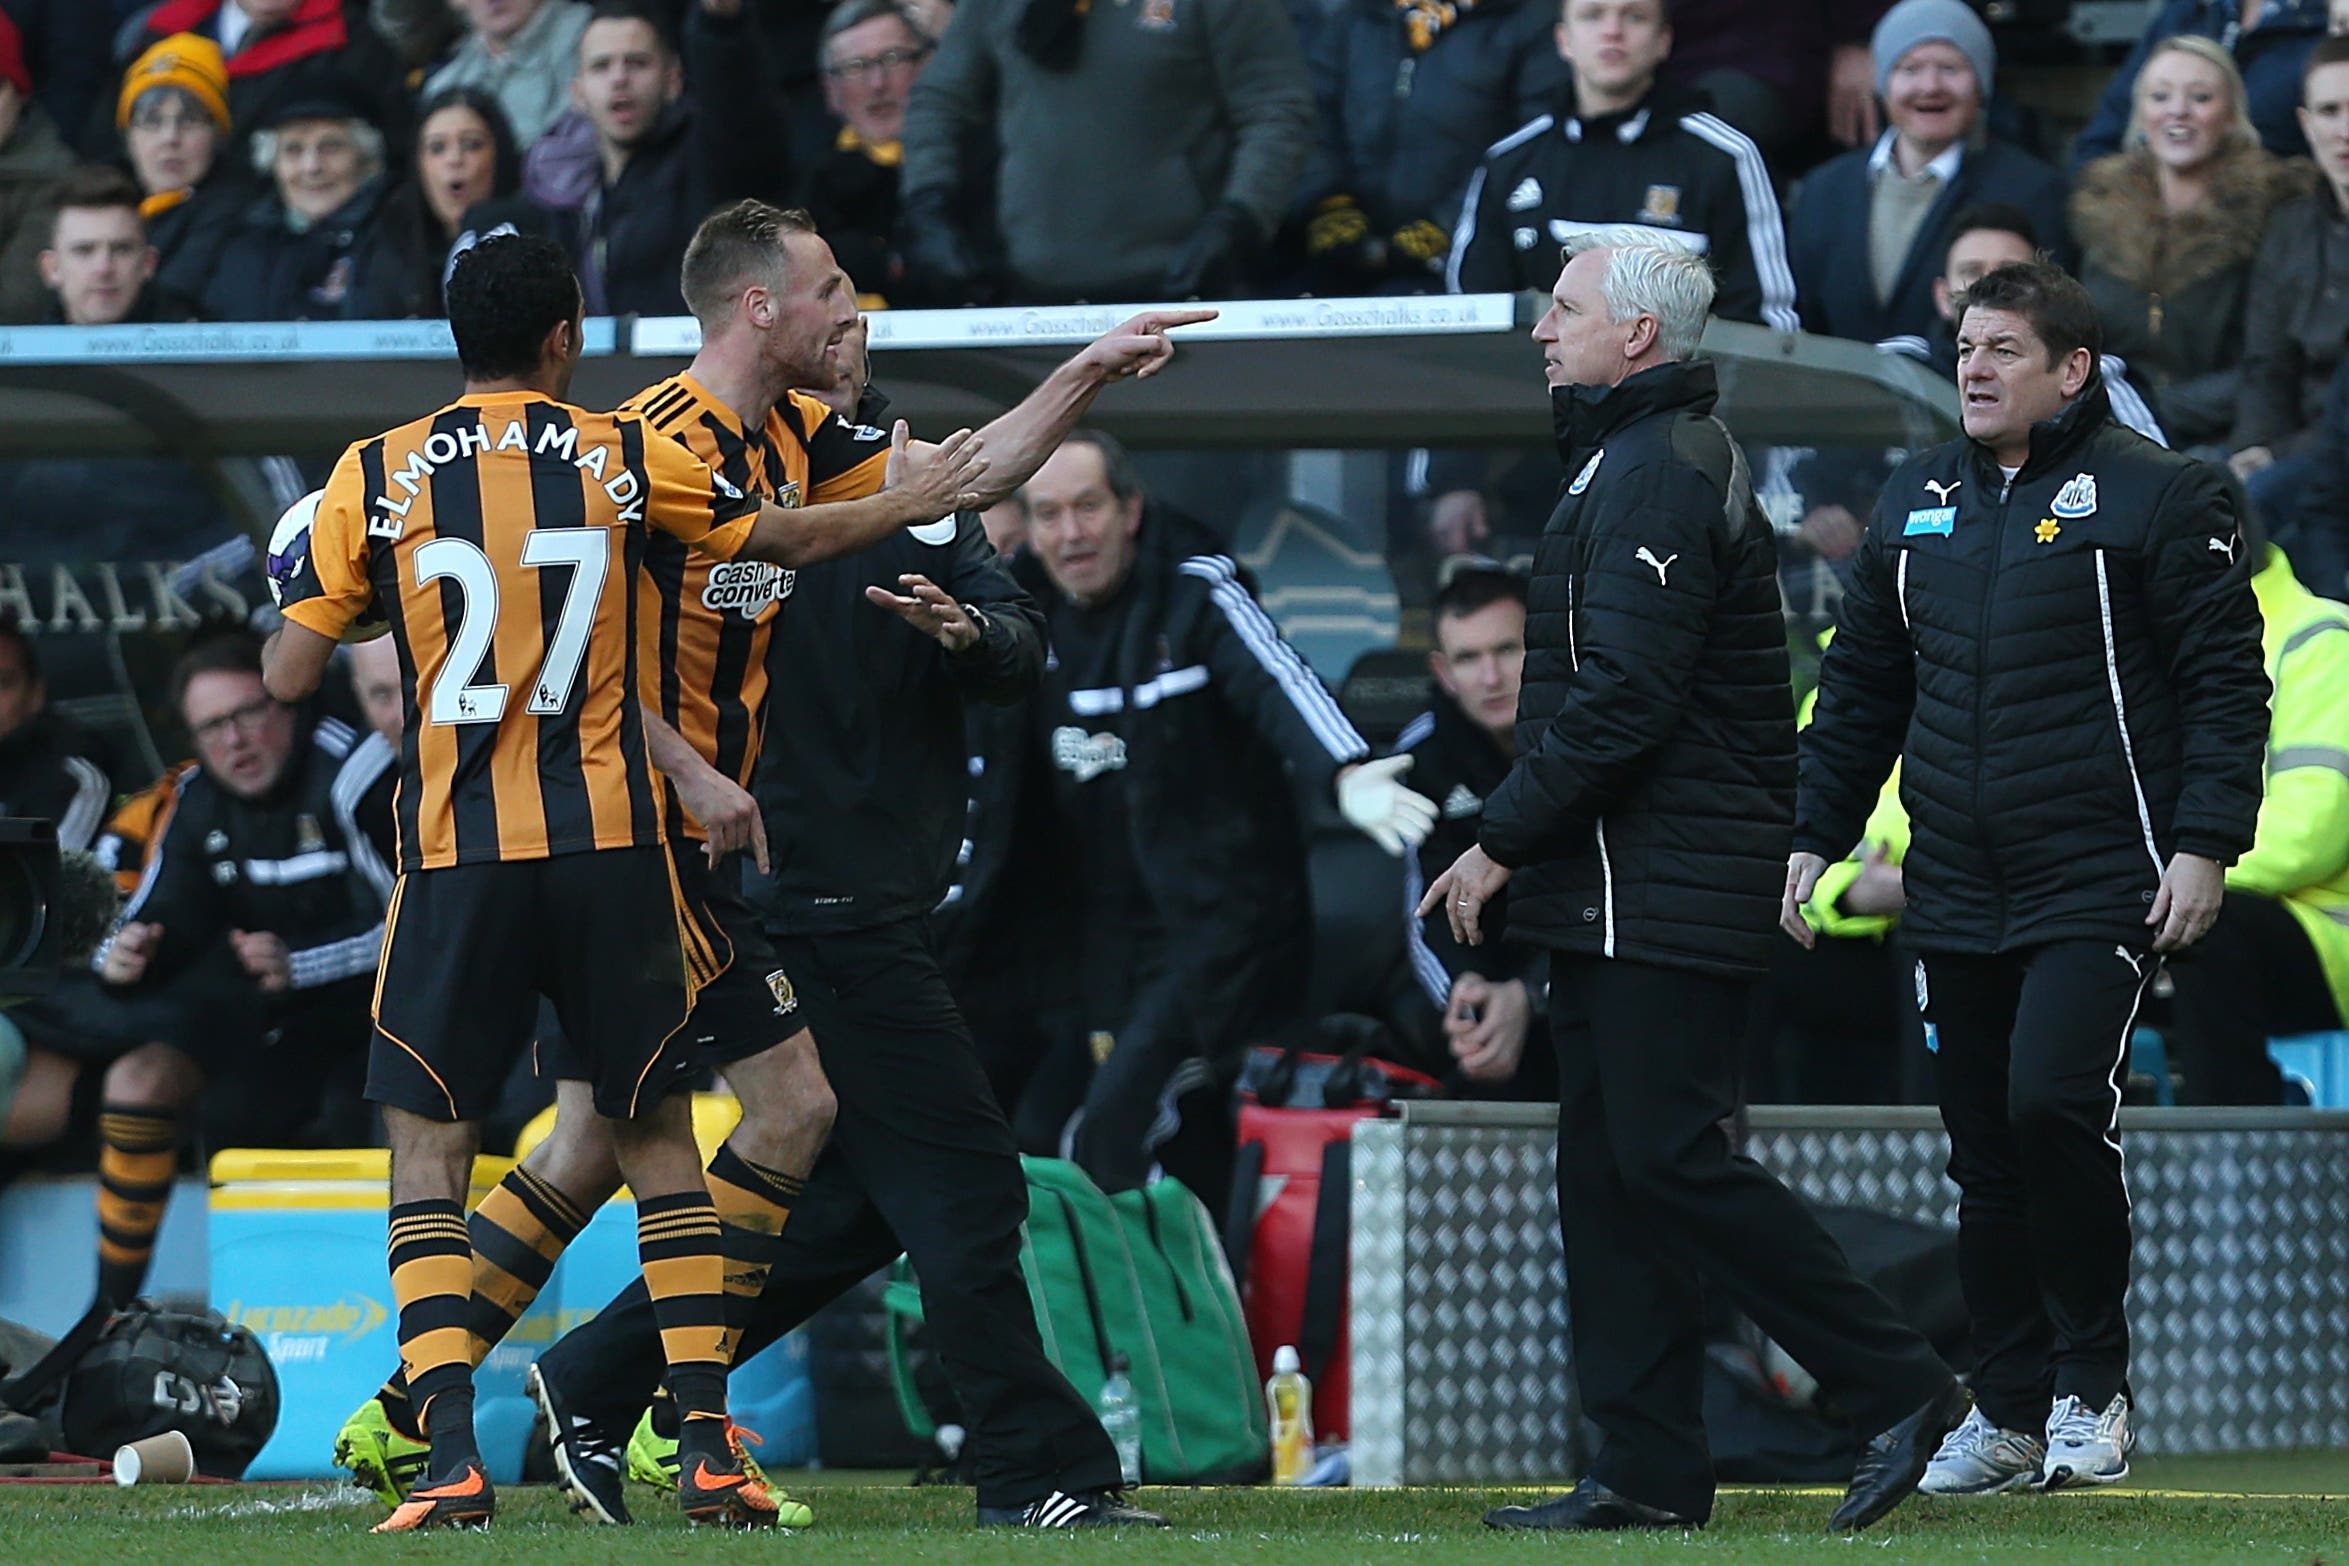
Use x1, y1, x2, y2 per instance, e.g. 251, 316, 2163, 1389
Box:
1421, 228, 1969, 1537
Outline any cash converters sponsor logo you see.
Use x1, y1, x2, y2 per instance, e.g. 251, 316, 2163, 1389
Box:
701, 560, 793, 617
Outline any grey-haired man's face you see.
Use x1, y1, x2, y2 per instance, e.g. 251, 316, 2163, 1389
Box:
1028, 443, 1143, 607
1533, 248, 1635, 389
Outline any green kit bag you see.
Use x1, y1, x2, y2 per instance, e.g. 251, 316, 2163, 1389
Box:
885, 1157, 1267, 1483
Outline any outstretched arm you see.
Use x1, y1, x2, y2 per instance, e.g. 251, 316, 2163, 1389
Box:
957, 310, 1218, 506
732, 422, 990, 567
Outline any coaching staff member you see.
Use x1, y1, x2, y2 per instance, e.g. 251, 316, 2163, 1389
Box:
1011, 431, 1432, 1202
1788, 261, 2269, 1494
1421, 227, 1968, 1536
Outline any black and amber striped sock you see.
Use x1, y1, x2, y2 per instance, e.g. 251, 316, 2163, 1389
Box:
635, 1191, 729, 1431
96, 1105, 178, 1307
387, 1198, 480, 1467
703, 1142, 804, 1341
464, 1164, 588, 1359
374, 1165, 587, 1439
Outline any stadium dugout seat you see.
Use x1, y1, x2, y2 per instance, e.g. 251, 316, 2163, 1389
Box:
2269, 1032, 2349, 1109
1228, 498, 1401, 689
1301, 821, 1413, 1033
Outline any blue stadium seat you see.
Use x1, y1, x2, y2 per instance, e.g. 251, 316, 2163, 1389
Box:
2268, 1032, 2349, 1109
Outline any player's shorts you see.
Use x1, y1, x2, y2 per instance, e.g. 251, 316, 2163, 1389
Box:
538, 846, 807, 1084
368, 845, 706, 1123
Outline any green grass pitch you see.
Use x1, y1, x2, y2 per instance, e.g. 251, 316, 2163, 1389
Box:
4, 1453, 2343, 1564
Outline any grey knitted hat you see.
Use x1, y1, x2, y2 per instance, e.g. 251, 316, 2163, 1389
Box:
1873, 0, 1995, 101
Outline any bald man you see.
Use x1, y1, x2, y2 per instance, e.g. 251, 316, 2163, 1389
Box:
347, 637, 402, 745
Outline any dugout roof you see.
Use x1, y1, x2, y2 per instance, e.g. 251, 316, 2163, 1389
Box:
0, 299, 1956, 463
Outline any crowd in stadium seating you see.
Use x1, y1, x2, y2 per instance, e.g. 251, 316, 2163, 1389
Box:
0, 4, 2320, 349
1, 0, 2346, 583
5, 0, 2349, 1191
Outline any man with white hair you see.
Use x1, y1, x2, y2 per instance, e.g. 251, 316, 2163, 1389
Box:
1421, 227, 1969, 1537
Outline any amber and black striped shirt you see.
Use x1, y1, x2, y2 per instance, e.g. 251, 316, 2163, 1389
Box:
282, 391, 761, 871
621, 375, 891, 833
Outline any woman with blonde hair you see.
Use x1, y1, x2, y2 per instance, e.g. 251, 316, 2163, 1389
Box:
2072, 33, 2316, 447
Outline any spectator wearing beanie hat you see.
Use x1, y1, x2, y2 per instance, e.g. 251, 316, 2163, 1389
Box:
105, 0, 411, 172
0, 9, 76, 323
1788, 0, 2070, 345
117, 33, 247, 309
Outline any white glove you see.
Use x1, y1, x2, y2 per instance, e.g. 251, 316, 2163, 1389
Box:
1337, 755, 1439, 857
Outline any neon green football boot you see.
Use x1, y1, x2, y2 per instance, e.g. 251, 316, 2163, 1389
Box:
627, 1410, 814, 1527
334, 1395, 430, 1506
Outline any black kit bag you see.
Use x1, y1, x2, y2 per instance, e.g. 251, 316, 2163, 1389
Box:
53, 1306, 279, 1476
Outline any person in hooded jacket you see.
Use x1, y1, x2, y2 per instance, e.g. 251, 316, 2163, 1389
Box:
527, 1, 792, 318
1791, 260, 2268, 1497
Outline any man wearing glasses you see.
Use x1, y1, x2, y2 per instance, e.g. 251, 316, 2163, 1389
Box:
800, 0, 943, 306
78, 629, 395, 1313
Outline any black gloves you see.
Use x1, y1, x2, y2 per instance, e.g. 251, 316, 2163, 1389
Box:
900, 190, 999, 307
1015, 0, 1088, 71
1160, 203, 1259, 301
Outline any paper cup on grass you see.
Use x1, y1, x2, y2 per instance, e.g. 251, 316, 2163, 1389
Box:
114, 1429, 195, 1485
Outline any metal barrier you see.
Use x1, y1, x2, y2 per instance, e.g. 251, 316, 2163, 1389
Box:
1349, 1102, 2349, 1485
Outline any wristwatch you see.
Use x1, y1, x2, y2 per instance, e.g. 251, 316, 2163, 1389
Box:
957, 602, 993, 647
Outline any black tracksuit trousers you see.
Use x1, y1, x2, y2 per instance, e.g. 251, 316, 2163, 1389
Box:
1548, 955, 1952, 1521
1916, 940, 2161, 1433
534, 916, 1119, 1510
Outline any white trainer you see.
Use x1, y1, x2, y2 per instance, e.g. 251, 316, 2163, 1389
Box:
2043, 1394, 2132, 1489
1918, 1406, 2047, 1495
